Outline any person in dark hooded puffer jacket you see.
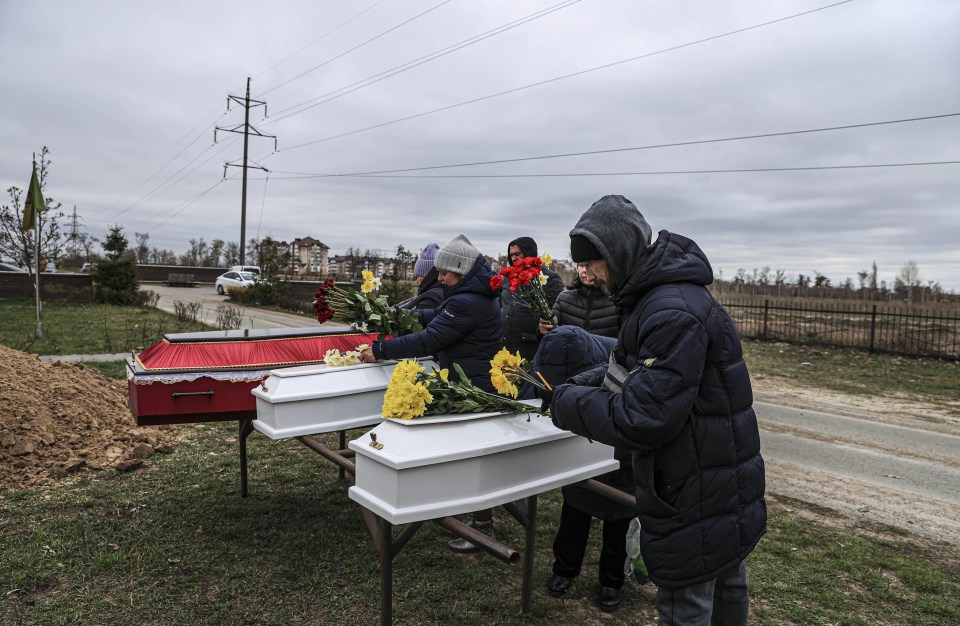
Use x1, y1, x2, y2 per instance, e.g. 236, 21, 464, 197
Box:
501, 236, 563, 362
550, 195, 766, 625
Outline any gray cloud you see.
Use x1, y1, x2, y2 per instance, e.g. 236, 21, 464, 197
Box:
2, 0, 958, 290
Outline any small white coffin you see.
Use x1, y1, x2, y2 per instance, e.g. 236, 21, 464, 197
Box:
251, 360, 435, 439
348, 405, 619, 525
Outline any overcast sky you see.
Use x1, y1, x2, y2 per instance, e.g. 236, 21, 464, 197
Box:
2, 0, 958, 290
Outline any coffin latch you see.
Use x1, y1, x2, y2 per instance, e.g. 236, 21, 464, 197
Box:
369, 432, 384, 450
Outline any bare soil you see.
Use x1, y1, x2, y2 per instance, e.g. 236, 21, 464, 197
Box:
0, 344, 182, 490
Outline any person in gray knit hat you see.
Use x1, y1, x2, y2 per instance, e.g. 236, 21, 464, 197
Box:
360, 233, 505, 554
551, 194, 766, 625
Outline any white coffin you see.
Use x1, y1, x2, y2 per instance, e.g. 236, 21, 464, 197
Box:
251, 359, 435, 439
348, 404, 619, 524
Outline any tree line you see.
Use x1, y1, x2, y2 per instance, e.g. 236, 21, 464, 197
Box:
714, 260, 952, 304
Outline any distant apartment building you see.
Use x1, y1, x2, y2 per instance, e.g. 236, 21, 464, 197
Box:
290, 236, 329, 277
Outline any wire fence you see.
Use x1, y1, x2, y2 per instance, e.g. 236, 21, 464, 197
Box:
720, 298, 960, 360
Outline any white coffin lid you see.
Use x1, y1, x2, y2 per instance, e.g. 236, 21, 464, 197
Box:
350, 401, 578, 469
348, 403, 619, 524
251, 359, 434, 404
251, 359, 435, 439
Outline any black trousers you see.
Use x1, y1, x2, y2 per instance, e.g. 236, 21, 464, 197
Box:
552, 501, 630, 588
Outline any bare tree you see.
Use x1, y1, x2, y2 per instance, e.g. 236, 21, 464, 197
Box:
0, 147, 64, 278
134, 232, 150, 264
897, 260, 921, 302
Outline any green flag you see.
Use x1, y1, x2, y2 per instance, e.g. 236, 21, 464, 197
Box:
21, 160, 46, 232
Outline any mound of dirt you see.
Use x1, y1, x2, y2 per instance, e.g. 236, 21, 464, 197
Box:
0, 345, 181, 490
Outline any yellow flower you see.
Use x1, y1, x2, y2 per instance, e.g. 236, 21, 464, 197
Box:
361, 280, 375, 293
491, 348, 523, 371
542, 253, 552, 264
431, 368, 449, 382
382, 360, 435, 419
490, 368, 518, 398
394, 359, 424, 380
356, 343, 370, 351
362, 270, 375, 281
382, 377, 433, 419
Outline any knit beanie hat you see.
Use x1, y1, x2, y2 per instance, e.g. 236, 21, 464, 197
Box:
434, 234, 481, 274
570, 235, 602, 263
413, 242, 440, 277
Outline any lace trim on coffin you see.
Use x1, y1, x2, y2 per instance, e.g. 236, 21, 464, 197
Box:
128, 369, 270, 385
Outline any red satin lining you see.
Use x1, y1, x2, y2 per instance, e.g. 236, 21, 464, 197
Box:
136, 332, 380, 371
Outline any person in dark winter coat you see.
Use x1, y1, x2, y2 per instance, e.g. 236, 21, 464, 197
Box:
501, 236, 563, 362
361, 235, 501, 391
530, 325, 635, 612
359, 234, 504, 554
538, 262, 619, 339
400, 242, 444, 310
551, 195, 766, 625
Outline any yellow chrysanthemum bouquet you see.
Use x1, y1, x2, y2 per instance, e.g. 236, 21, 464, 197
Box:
382, 358, 549, 420
489, 348, 551, 398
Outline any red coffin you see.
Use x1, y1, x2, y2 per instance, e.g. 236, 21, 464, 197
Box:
126, 326, 379, 425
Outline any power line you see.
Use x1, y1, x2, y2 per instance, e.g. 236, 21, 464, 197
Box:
264, 0, 584, 123
256, 0, 458, 98
268, 112, 958, 178
270, 160, 960, 179
280, 0, 856, 152
87, 104, 236, 219
108, 136, 241, 222
135, 175, 236, 234
252, 0, 390, 81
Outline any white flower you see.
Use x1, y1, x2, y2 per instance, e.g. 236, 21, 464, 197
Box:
538, 274, 548, 285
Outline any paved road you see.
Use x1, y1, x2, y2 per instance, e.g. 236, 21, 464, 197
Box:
755, 401, 960, 543
143, 282, 330, 330
757, 401, 960, 502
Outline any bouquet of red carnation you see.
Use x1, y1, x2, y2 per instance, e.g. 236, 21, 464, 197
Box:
313, 278, 422, 341
491, 256, 556, 325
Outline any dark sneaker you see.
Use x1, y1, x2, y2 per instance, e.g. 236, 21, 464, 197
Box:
546, 574, 574, 597
598, 585, 621, 612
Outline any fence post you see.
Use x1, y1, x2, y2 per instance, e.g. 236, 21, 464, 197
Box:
762, 300, 769, 341
868, 304, 877, 353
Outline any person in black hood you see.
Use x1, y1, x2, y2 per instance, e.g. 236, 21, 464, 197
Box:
550, 195, 766, 626
501, 236, 563, 361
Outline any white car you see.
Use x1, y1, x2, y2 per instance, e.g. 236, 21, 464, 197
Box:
215, 270, 257, 295
0, 262, 27, 272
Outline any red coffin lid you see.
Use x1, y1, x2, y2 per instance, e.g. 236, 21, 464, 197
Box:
133, 326, 381, 373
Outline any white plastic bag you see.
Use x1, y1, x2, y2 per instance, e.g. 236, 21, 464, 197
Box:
624, 517, 641, 575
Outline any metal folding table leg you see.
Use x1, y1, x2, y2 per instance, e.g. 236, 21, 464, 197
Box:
239, 419, 255, 497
